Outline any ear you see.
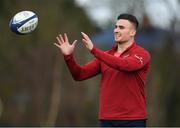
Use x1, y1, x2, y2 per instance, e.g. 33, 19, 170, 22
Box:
130, 29, 136, 36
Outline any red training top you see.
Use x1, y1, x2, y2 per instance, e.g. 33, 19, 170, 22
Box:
64, 42, 151, 120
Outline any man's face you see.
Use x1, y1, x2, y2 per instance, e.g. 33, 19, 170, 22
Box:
114, 19, 136, 43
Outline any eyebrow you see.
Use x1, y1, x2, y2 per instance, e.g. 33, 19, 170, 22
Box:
115, 25, 125, 28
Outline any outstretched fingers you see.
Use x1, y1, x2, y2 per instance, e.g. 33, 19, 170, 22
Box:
54, 33, 78, 51
54, 33, 65, 48
59, 34, 65, 43
56, 36, 62, 45
54, 42, 61, 48
55, 33, 69, 46
81, 32, 89, 40
81, 32, 93, 50
64, 33, 69, 43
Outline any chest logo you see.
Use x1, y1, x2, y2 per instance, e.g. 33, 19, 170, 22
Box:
134, 54, 143, 65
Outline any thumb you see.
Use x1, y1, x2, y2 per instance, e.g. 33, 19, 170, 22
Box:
72, 40, 78, 47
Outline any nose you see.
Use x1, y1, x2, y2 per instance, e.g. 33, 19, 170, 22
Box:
114, 27, 119, 33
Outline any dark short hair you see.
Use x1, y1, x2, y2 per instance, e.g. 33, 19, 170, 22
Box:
117, 13, 139, 29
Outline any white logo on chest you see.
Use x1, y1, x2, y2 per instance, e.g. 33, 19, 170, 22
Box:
134, 54, 143, 65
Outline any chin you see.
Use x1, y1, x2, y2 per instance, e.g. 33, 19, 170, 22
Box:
115, 39, 120, 43
115, 40, 123, 44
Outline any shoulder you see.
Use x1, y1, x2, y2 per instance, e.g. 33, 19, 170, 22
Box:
134, 45, 150, 55
132, 44, 151, 61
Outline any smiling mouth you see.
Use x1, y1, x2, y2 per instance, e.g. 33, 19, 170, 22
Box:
114, 34, 121, 39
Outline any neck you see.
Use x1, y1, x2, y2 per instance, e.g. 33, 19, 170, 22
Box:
116, 39, 134, 53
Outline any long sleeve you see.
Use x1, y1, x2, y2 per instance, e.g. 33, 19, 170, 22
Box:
91, 47, 150, 71
64, 54, 100, 81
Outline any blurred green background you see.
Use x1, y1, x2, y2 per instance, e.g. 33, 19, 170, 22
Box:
0, 0, 180, 126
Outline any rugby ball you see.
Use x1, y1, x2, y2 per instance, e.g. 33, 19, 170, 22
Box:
9, 11, 38, 35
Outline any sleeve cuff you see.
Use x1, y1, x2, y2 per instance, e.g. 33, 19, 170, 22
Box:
63, 54, 73, 61
90, 46, 96, 54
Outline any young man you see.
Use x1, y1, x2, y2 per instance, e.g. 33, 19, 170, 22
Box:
54, 14, 151, 127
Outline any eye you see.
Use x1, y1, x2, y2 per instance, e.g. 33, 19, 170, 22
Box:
119, 26, 124, 29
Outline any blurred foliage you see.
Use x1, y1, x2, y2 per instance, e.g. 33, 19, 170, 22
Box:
0, 0, 180, 127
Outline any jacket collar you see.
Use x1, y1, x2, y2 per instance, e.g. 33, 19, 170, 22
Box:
111, 42, 136, 54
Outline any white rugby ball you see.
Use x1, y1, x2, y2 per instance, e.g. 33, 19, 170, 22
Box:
9, 11, 38, 35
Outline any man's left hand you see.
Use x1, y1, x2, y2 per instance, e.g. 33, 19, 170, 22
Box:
81, 32, 94, 51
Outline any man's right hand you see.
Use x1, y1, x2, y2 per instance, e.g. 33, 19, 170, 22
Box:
54, 33, 77, 55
